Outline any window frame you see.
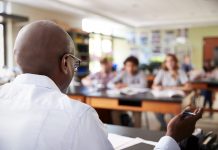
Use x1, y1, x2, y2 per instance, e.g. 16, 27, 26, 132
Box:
0, 22, 7, 67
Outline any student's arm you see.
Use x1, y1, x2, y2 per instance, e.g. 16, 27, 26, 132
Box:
73, 108, 114, 150
169, 70, 191, 91
154, 108, 203, 150
107, 72, 126, 89
164, 83, 192, 91
152, 70, 164, 90
152, 71, 192, 91
81, 73, 96, 86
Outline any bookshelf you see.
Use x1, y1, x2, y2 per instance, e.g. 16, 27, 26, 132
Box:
67, 29, 90, 81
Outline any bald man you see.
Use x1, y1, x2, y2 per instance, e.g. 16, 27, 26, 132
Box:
0, 20, 203, 150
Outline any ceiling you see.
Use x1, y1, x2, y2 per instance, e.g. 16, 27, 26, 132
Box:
7, 0, 218, 28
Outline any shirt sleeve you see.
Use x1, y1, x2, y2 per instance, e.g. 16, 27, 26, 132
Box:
73, 108, 114, 150
89, 72, 98, 80
154, 136, 180, 150
153, 70, 164, 85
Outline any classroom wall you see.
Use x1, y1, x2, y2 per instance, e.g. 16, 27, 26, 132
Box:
132, 25, 218, 70
189, 25, 218, 69
6, 2, 132, 68
6, 2, 82, 67
113, 38, 131, 69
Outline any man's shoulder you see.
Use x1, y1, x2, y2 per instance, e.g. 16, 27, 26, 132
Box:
49, 91, 92, 117
0, 82, 92, 119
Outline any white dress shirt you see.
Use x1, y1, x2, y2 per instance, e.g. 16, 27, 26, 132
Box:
0, 74, 113, 150
154, 136, 180, 150
0, 73, 180, 150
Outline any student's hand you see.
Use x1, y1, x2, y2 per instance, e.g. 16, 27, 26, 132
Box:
166, 107, 203, 142
115, 83, 128, 89
153, 85, 163, 90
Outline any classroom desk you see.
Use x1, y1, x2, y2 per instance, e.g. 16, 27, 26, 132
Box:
107, 124, 164, 149
191, 79, 218, 113
68, 86, 182, 115
107, 124, 164, 141
191, 79, 218, 91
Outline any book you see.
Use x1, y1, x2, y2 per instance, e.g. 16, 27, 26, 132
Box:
108, 133, 157, 150
151, 89, 185, 98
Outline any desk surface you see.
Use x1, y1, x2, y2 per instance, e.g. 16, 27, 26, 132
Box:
107, 124, 164, 141
107, 124, 164, 149
192, 79, 218, 86
68, 86, 182, 103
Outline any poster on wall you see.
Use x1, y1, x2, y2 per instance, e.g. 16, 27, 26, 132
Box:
139, 32, 149, 46
151, 30, 161, 53
163, 30, 175, 54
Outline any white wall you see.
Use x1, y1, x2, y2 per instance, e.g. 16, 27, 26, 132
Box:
113, 38, 131, 69
6, 2, 83, 67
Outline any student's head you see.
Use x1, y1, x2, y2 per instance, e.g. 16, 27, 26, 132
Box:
183, 55, 191, 64
14, 20, 77, 92
163, 54, 179, 71
124, 56, 139, 75
100, 57, 112, 73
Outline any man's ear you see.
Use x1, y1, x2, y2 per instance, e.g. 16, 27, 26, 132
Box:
60, 54, 69, 74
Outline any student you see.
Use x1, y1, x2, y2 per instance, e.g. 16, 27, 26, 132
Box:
82, 57, 115, 88
181, 55, 193, 74
200, 60, 214, 117
152, 53, 191, 130
0, 20, 203, 150
108, 56, 147, 89
108, 56, 147, 127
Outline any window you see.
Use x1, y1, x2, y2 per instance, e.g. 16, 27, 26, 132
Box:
89, 34, 113, 73
0, 24, 4, 68
0, 1, 4, 13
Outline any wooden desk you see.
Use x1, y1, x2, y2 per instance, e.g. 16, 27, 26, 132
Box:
191, 80, 218, 91
68, 86, 182, 115
191, 80, 218, 113
107, 124, 164, 141
86, 97, 181, 115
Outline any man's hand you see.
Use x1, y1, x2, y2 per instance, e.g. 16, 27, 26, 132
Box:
166, 107, 203, 142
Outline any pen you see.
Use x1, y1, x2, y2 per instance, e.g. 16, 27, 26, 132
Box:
182, 111, 196, 116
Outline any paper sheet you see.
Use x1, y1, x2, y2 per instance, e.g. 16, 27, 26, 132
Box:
108, 133, 158, 150
120, 87, 150, 95
151, 89, 185, 98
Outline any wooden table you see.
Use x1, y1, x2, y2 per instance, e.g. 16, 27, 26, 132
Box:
191, 80, 218, 113
191, 79, 218, 91
68, 86, 182, 115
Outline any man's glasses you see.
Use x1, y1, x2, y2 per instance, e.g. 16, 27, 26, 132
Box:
66, 54, 81, 72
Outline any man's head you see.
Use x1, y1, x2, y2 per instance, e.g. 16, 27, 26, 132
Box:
124, 56, 139, 75
100, 57, 112, 73
14, 20, 77, 92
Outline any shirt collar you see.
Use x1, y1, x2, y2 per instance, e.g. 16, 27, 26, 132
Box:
13, 73, 60, 91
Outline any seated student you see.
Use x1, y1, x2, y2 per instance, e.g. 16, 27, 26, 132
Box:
82, 57, 115, 88
181, 55, 193, 74
200, 60, 215, 117
108, 56, 147, 127
0, 20, 203, 150
108, 56, 147, 89
152, 53, 191, 130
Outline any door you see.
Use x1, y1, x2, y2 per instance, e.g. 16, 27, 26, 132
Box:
203, 37, 218, 63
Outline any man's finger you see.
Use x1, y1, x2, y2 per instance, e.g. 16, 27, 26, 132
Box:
194, 108, 203, 120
